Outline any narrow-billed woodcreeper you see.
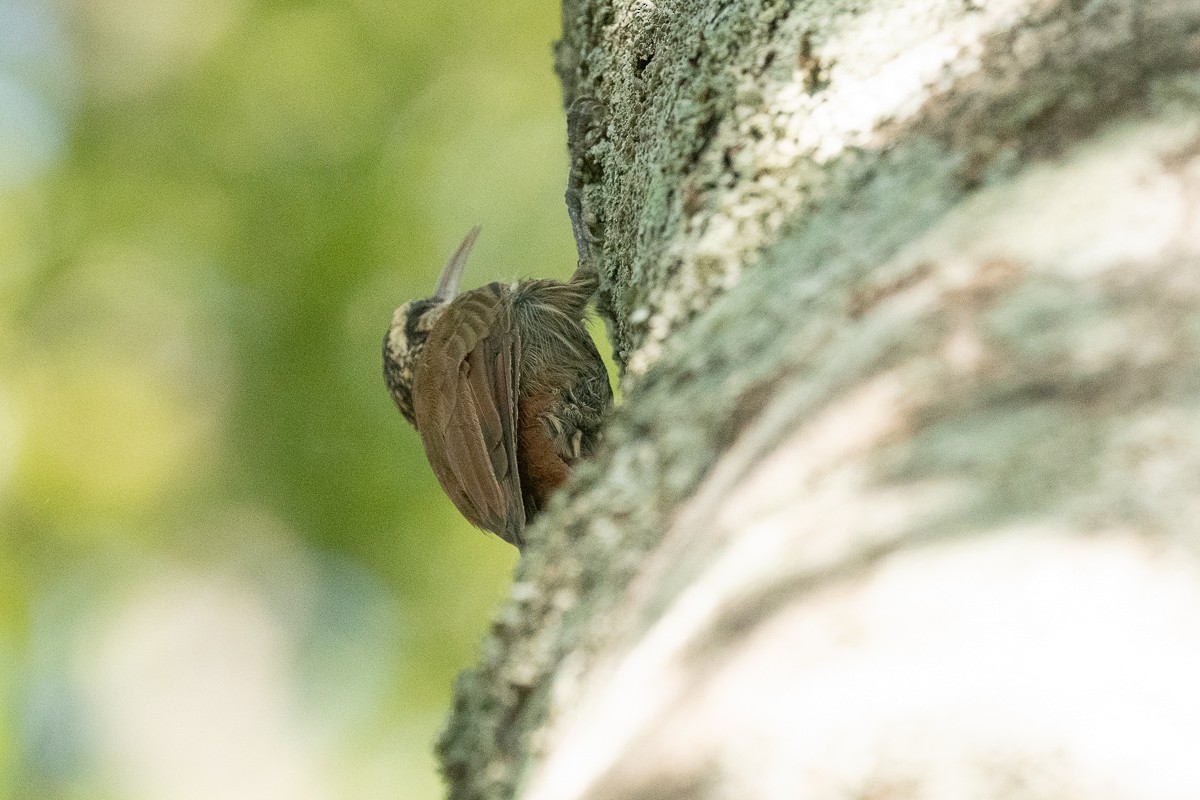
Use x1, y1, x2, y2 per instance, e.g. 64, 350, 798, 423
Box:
382, 225, 611, 548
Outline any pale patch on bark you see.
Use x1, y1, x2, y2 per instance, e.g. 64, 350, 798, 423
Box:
528, 532, 1200, 800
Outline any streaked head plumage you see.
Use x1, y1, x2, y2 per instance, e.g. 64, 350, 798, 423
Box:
382, 226, 481, 426
383, 299, 442, 425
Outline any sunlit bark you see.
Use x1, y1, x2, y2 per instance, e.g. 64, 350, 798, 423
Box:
441, 2, 1200, 798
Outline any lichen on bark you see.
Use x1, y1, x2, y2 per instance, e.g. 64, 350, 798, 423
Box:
438, 1, 1200, 799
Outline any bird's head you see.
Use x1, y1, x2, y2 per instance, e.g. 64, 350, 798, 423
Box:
382, 226, 479, 425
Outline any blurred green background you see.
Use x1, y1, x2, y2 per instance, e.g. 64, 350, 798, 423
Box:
0, 0, 582, 796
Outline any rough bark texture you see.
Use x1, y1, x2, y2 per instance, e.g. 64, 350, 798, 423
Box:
439, 1, 1200, 798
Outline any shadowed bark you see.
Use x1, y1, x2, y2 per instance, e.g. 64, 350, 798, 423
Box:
440, 1, 1200, 798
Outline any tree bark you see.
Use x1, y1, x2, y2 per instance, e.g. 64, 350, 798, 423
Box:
440, 1, 1200, 798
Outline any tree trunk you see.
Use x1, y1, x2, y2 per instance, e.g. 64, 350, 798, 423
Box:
439, 1, 1200, 798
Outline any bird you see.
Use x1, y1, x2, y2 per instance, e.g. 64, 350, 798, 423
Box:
383, 227, 612, 548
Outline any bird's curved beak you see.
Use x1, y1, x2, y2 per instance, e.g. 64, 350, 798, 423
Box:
434, 226, 481, 301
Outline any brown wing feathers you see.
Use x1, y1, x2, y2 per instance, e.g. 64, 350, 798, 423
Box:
412, 286, 526, 545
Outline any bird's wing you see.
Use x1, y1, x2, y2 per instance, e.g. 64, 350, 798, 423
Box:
413, 285, 525, 546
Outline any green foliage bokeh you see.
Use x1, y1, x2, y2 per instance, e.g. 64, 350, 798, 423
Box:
0, 0, 577, 796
